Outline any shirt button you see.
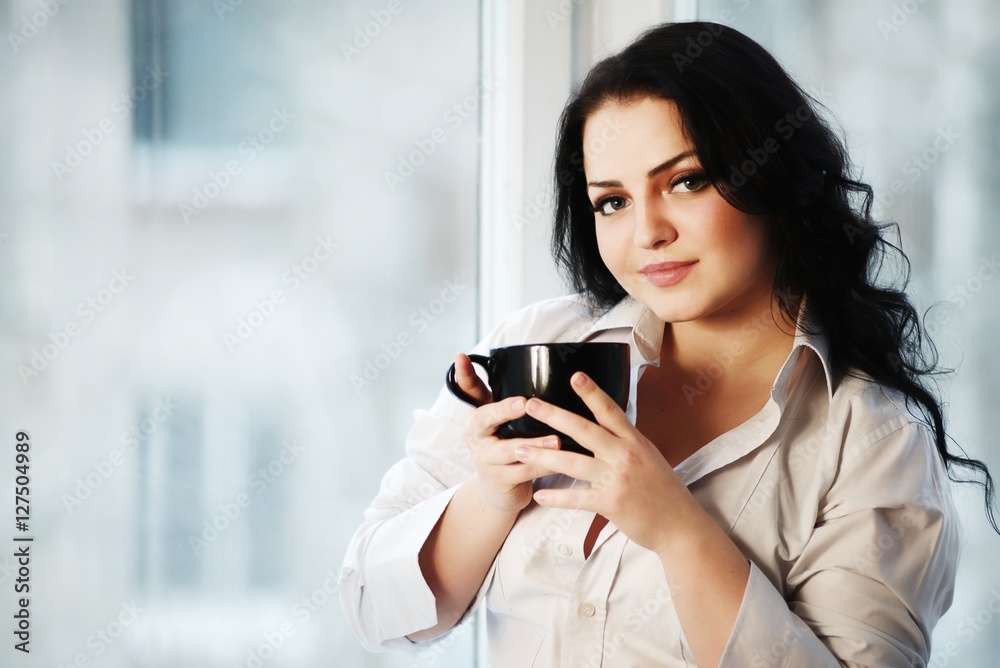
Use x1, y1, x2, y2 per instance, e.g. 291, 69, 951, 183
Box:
557, 544, 572, 557
578, 602, 596, 618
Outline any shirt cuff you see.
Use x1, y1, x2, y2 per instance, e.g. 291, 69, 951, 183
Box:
346, 485, 460, 650
719, 561, 838, 667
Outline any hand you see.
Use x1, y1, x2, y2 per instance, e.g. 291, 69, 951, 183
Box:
513, 371, 702, 555
454, 353, 560, 514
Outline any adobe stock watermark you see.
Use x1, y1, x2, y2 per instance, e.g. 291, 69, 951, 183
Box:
340, 0, 404, 62
405, 619, 471, 668
579, 584, 685, 665
869, 127, 959, 219
544, 0, 584, 30
350, 278, 469, 393
235, 622, 297, 668
511, 188, 554, 231
848, 492, 936, 573
624, 585, 671, 633
0, 553, 17, 587
679, 299, 798, 404
877, 0, 929, 40
518, 455, 633, 562
51, 67, 167, 181
61, 398, 178, 513
224, 235, 339, 352
213, 0, 245, 20
714, 81, 836, 193
923, 253, 1000, 333
578, 590, 667, 666
394, 439, 472, 532
739, 420, 838, 524
843, 126, 959, 244
179, 107, 296, 224
7, 0, 73, 54
944, 255, 999, 310
384, 79, 499, 192
16, 268, 134, 385
725, 91, 835, 191
57, 600, 145, 668
523, 113, 629, 229
397, 441, 471, 506
518, 506, 587, 561
234, 569, 342, 668
750, 619, 808, 667
930, 588, 1000, 667
188, 439, 305, 556
671, 1, 752, 73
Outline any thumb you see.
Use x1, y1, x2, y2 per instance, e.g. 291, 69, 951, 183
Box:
454, 353, 492, 405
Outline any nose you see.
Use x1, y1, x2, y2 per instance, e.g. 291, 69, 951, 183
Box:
632, 194, 676, 250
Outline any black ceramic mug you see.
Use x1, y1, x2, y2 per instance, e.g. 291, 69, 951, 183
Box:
445, 342, 630, 456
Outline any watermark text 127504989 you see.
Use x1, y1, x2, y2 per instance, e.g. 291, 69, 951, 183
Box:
13, 430, 33, 654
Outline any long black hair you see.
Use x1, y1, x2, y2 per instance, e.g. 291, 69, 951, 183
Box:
551, 21, 997, 531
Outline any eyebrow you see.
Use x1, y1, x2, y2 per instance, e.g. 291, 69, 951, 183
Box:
586, 150, 697, 188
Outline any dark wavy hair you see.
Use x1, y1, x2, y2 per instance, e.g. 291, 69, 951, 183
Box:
551, 21, 997, 530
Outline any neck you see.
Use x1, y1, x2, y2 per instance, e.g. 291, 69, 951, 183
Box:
661, 294, 799, 381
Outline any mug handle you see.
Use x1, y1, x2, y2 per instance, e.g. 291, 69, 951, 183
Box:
445, 353, 491, 407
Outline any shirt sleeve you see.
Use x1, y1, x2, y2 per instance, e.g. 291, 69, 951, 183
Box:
720, 420, 961, 667
337, 300, 571, 651
338, 390, 481, 652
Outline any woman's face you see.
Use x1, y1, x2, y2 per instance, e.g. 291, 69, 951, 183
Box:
583, 97, 779, 326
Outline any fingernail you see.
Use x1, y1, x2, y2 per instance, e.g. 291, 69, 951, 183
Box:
542, 436, 559, 449
515, 445, 529, 459
526, 398, 540, 413
572, 372, 588, 387
511, 398, 525, 413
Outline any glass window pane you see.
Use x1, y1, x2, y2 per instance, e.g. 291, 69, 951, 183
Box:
0, 1, 479, 665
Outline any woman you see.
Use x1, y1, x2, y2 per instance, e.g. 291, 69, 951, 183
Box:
340, 22, 995, 666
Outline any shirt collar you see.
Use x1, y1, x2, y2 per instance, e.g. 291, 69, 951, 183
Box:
580, 296, 664, 363
579, 295, 837, 404
782, 306, 837, 405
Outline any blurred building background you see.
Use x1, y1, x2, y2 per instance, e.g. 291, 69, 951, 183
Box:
1, 0, 479, 666
0, 0, 996, 666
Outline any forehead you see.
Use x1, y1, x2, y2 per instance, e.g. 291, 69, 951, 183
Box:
582, 97, 693, 175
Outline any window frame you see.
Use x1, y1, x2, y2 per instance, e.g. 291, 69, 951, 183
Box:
474, 1, 693, 662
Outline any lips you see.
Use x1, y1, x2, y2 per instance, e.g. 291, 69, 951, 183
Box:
639, 260, 697, 287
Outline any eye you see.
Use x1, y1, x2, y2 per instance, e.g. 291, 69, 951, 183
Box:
592, 195, 629, 216
670, 172, 709, 193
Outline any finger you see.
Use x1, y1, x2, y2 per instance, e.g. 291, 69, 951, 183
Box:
454, 353, 492, 405
513, 443, 602, 482
523, 397, 613, 457
475, 434, 561, 465
489, 461, 560, 486
569, 372, 634, 436
532, 486, 600, 512
465, 396, 527, 441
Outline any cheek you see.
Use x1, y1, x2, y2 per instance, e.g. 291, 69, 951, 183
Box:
595, 227, 629, 277
737, 218, 778, 265
700, 205, 773, 264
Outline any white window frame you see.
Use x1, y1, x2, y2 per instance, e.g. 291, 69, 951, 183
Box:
474, 1, 697, 661
478, 0, 698, 337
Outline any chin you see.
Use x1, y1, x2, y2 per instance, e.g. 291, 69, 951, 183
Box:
634, 293, 706, 324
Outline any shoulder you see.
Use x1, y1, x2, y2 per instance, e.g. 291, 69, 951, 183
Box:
829, 372, 940, 467
781, 359, 950, 505
808, 372, 959, 535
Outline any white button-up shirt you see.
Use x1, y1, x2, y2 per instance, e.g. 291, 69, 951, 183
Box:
340, 295, 960, 667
